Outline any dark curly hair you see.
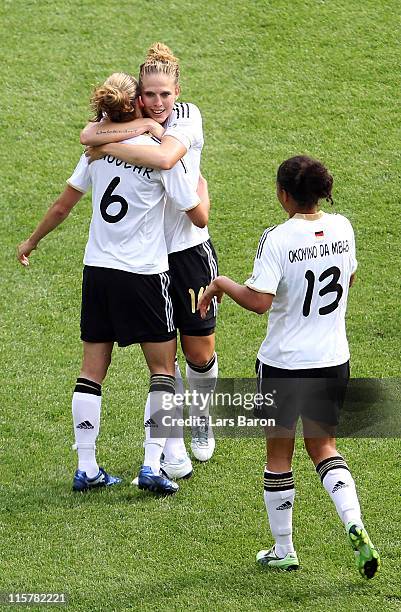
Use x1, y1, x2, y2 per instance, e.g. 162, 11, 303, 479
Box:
277, 156, 333, 208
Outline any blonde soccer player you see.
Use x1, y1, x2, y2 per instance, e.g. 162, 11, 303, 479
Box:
82, 43, 219, 478
17, 73, 209, 495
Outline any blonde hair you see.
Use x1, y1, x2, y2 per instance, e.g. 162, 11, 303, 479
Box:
90, 72, 138, 122
139, 42, 180, 89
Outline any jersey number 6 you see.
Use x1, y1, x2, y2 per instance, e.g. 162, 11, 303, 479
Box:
100, 177, 128, 223
303, 266, 343, 317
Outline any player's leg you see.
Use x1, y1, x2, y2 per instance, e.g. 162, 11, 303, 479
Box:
301, 361, 379, 578
305, 433, 363, 525
72, 341, 121, 491
255, 360, 299, 569
304, 432, 380, 578
104, 268, 179, 494
181, 332, 218, 462
160, 357, 193, 479
138, 338, 179, 494
167, 239, 219, 462
257, 431, 299, 570
73, 266, 121, 491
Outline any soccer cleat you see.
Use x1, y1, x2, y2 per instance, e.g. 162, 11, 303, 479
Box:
137, 465, 179, 495
160, 454, 193, 480
347, 523, 381, 579
191, 416, 215, 462
72, 467, 122, 492
256, 546, 299, 571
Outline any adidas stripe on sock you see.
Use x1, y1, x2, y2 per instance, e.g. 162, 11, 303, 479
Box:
316, 455, 363, 527
144, 374, 175, 474
263, 469, 295, 557
72, 378, 101, 478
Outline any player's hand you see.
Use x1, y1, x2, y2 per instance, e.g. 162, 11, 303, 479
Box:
17, 238, 36, 267
85, 145, 107, 164
198, 280, 224, 319
145, 118, 165, 140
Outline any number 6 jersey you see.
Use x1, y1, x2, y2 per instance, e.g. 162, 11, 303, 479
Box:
245, 211, 357, 369
67, 134, 200, 275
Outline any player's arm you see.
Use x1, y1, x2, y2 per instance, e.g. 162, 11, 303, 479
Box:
185, 174, 209, 228
349, 273, 356, 287
85, 136, 187, 171
85, 102, 201, 169
80, 117, 165, 145
161, 162, 208, 228
17, 185, 83, 266
198, 276, 274, 317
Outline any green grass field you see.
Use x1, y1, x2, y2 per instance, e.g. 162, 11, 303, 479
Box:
1, 1, 401, 610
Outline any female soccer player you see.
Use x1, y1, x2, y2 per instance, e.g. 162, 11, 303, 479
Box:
81, 43, 219, 477
198, 156, 380, 578
17, 72, 209, 495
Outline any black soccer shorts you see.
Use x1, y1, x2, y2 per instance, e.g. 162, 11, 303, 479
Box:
168, 239, 218, 336
80, 266, 176, 346
255, 359, 350, 430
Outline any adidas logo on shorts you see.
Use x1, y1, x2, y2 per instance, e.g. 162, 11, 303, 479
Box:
76, 420, 94, 430
332, 480, 348, 493
144, 418, 157, 428
276, 501, 292, 511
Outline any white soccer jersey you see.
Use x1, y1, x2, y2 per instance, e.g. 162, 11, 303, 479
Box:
163, 101, 209, 253
245, 211, 357, 369
67, 134, 200, 275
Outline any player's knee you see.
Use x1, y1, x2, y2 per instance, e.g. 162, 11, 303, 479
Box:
184, 345, 215, 367
79, 359, 111, 384
185, 353, 209, 368
304, 438, 336, 464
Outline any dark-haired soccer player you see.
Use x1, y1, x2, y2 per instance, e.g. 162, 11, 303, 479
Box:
199, 155, 380, 579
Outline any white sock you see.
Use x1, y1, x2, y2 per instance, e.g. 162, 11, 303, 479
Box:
143, 374, 175, 474
72, 378, 101, 479
316, 456, 363, 527
163, 361, 187, 462
263, 469, 295, 557
186, 353, 218, 428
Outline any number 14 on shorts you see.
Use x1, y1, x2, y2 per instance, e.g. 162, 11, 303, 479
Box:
188, 286, 208, 313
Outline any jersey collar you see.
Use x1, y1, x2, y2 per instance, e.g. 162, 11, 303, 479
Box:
293, 211, 325, 221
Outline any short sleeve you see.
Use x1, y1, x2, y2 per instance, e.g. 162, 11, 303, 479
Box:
66, 154, 91, 193
349, 224, 358, 274
164, 103, 203, 151
160, 163, 200, 212
245, 228, 283, 294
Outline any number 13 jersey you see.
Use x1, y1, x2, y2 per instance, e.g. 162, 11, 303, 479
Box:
67, 134, 200, 275
245, 211, 357, 369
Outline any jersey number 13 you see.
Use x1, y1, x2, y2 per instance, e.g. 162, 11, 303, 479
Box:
303, 266, 343, 317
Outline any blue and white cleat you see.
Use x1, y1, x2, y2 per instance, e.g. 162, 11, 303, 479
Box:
72, 467, 122, 492
137, 465, 179, 495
